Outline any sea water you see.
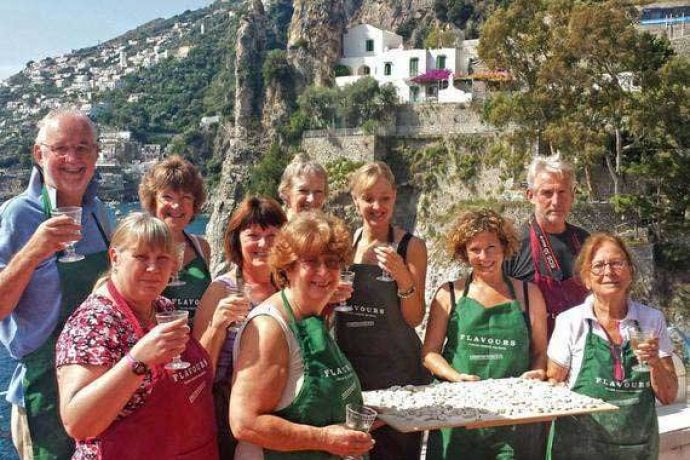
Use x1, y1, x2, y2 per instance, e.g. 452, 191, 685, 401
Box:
0, 203, 209, 458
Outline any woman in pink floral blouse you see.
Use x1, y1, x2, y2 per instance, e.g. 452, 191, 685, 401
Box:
55, 213, 218, 459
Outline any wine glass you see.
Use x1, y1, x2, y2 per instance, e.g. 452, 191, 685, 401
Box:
375, 242, 397, 282
630, 329, 657, 373
333, 270, 355, 313
227, 284, 255, 333
52, 206, 85, 263
343, 403, 377, 460
167, 243, 187, 287
155, 310, 191, 370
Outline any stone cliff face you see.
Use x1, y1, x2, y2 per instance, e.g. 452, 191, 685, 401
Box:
207, 0, 268, 272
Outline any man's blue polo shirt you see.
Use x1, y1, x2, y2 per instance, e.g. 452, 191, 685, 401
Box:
0, 168, 112, 406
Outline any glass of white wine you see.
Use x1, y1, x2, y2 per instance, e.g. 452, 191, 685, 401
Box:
333, 270, 355, 313
343, 403, 377, 460
375, 242, 397, 282
168, 243, 187, 287
155, 310, 191, 370
630, 329, 657, 373
52, 206, 85, 263
227, 283, 255, 334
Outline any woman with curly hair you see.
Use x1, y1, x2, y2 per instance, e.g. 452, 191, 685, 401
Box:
139, 155, 210, 321
423, 208, 548, 459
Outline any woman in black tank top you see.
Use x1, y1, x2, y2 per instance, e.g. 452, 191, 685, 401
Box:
333, 161, 430, 460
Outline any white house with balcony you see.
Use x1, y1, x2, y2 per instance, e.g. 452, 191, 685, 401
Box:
335, 24, 474, 104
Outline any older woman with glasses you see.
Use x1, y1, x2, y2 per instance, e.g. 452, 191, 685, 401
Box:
547, 232, 677, 460
230, 212, 374, 459
55, 213, 217, 459
139, 155, 210, 321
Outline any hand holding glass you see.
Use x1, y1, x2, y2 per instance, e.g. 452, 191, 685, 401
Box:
631, 329, 657, 373
168, 243, 187, 287
375, 243, 397, 282
227, 284, 255, 333
343, 403, 377, 460
52, 206, 85, 263
155, 310, 191, 370
333, 271, 355, 313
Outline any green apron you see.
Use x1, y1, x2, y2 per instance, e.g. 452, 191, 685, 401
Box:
427, 275, 531, 460
549, 320, 658, 460
20, 188, 110, 459
263, 291, 364, 460
162, 232, 211, 322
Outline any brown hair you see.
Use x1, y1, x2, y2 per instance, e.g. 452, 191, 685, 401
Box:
446, 208, 519, 264
349, 161, 396, 197
269, 211, 352, 287
138, 155, 206, 217
224, 196, 287, 266
575, 232, 636, 282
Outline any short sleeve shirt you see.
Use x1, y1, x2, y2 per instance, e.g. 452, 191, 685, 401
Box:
503, 222, 589, 282
0, 168, 112, 405
547, 295, 674, 388
56, 293, 175, 460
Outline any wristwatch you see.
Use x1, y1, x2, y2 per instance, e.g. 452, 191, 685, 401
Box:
125, 352, 149, 376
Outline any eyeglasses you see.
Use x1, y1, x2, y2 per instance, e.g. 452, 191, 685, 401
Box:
590, 260, 628, 275
298, 255, 341, 270
40, 143, 96, 157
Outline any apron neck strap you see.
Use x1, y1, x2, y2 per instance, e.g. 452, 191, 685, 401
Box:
587, 318, 626, 382
280, 289, 298, 325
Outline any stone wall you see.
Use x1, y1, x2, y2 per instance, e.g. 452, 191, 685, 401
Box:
394, 103, 495, 135
300, 130, 377, 164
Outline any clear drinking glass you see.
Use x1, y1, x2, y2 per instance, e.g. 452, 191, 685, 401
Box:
343, 403, 377, 460
333, 270, 356, 313
227, 284, 255, 334
155, 310, 191, 370
168, 243, 187, 287
631, 329, 657, 373
52, 206, 85, 263
375, 242, 397, 282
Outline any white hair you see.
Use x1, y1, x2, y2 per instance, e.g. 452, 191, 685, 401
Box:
526, 155, 576, 190
278, 153, 329, 201
35, 108, 98, 145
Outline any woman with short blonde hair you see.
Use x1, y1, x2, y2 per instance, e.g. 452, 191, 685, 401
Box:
278, 154, 328, 220
56, 213, 218, 459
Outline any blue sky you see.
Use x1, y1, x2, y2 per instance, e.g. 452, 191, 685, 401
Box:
0, 0, 213, 80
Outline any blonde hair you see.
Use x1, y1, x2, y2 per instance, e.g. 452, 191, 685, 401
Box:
278, 153, 329, 205
94, 213, 174, 290
446, 208, 519, 264
349, 161, 396, 197
269, 211, 352, 287
526, 155, 576, 191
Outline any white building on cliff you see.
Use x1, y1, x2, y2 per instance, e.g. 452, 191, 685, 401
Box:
335, 24, 475, 104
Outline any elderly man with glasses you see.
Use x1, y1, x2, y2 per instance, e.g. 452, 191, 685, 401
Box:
0, 108, 112, 459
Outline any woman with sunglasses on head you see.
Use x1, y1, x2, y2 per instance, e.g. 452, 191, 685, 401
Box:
55, 213, 217, 459
193, 196, 287, 459
333, 161, 430, 460
547, 232, 677, 460
230, 212, 373, 459
139, 155, 211, 322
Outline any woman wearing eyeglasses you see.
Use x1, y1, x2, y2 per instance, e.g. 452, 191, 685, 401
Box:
547, 232, 677, 459
230, 212, 374, 459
